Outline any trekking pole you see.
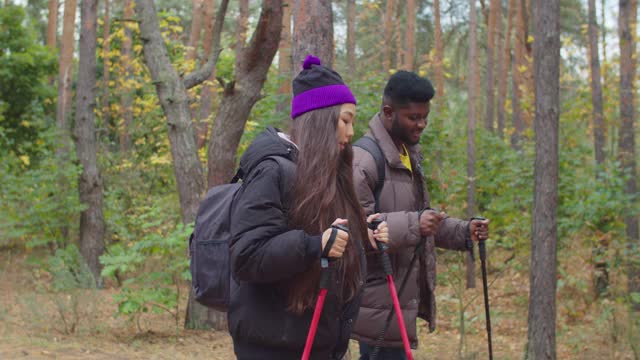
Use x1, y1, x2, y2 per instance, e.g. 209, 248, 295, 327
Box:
473, 217, 493, 360
301, 224, 346, 360
369, 219, 413, 360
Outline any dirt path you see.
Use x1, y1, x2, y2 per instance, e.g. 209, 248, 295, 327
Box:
0, 249, 636, 359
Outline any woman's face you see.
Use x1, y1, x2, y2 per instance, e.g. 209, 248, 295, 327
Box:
337, 103, 356, 151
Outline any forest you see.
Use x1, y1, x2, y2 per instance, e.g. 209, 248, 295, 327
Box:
0, 0, 638, 359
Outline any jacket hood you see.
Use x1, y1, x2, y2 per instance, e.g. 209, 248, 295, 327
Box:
238, 126, 297, 177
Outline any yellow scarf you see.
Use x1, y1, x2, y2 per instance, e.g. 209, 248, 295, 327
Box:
399, 144, 412, 172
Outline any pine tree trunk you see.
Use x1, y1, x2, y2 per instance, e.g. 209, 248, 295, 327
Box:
47, 0, 58, 84
292, 0, 333, 70
433, 0, 444, 97
196, 0, 220, 150
346, 0, 356, 71
618, 0, 639, 311
186, 0, 204, 61
526, 0, 560, 357
395, 1, 403, 70
496, 0, 514, 139
74, 0, 105, 288
119, 0, 134, 152
484, 0, 500, 132
47, 0, 58, 51
404, 0, 415, 70
466, 0, 478, 290
601, 0, 607, 64
510, 0, 526, 150
236, 0, 249, 53
382, 0, 395, 73
56, 0, 77, 138
102, 0, 111, 128
276, 0, 292, 114
588, 0, 606, 167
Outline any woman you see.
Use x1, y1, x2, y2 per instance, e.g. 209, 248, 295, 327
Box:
228, 55, 388, 360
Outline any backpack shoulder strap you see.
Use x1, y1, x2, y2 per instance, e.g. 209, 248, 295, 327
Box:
229, 169, 243, 184
353, 136, 385, 213
267, 155, 296, 197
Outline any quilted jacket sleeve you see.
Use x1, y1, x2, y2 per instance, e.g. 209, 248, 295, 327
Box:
230, 160, 322, 283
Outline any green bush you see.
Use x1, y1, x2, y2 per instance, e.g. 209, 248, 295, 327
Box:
0, 129, 84, 249
100, 203, 192, 332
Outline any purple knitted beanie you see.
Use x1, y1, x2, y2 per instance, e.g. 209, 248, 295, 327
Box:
290, 55, 357, 119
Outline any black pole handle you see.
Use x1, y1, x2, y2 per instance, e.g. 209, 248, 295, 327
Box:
368, 218, 392, 276
471, 216, 488, 261
319, 224, 348, 289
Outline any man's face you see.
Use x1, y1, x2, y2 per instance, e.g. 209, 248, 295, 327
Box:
387, 102, 430, 146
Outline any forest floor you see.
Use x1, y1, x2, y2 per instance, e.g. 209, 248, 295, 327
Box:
0, 245, 638, 360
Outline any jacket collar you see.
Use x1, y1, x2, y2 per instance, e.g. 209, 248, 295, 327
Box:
368, 113, 422, 170
239, 126, 297, 176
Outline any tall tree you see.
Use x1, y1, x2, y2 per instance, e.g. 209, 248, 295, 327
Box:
137, 0, 207, 332
484, 0, 500, 132
276, 0, 292, 113
496, 0, 515, 138
185, 0, 230, 329
526, 0, 560, 356
466, 0, 478, 289
601, 0, 607, 65
382, 0, 395, 73
404, 0, 415, 70
119, 0, 134, 152
137, 0, 234, 330
207, 0, 283, 187
291, 0, 333, 70
74, 0, 105, 287
588, 0, 605, 168
346, 0, 356, 71
618, 0, 639, 310
510, 0, 527, 150
236, 0, 249, 54
433, 0, 444, 97
186, 0, 204, 62
47, 0, 58, 85
185, 0, 204, 126
56, 0, 77, 139
135, 0, 221, 227
46, 0, 57, 51
196, 0, 224, 150
395, 1, 403, 70
101, 0, 111, 127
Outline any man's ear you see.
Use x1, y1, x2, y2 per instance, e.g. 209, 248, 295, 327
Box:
382, 104, 394, 119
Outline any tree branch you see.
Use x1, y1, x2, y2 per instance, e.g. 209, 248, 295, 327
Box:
183, 0, 230, 89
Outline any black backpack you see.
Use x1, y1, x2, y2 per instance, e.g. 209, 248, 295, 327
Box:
353, 135, 385, 213
189, 155, 293, 311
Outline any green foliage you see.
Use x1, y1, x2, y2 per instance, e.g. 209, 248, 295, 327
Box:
100, 202, 192, 331
0, 129, 83, 248
348, 71, 388, 138
0, 4, 56, 157
45, 244, 97, 290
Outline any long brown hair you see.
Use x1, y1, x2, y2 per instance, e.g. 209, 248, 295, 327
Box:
287, 105, 368, 313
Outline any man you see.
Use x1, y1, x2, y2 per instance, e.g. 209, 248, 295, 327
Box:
351, 71, 490, 359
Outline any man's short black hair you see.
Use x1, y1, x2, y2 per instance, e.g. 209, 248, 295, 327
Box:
383, 70, 435, 106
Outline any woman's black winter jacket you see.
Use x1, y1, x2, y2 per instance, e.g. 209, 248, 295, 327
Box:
228, 127, 366, 360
